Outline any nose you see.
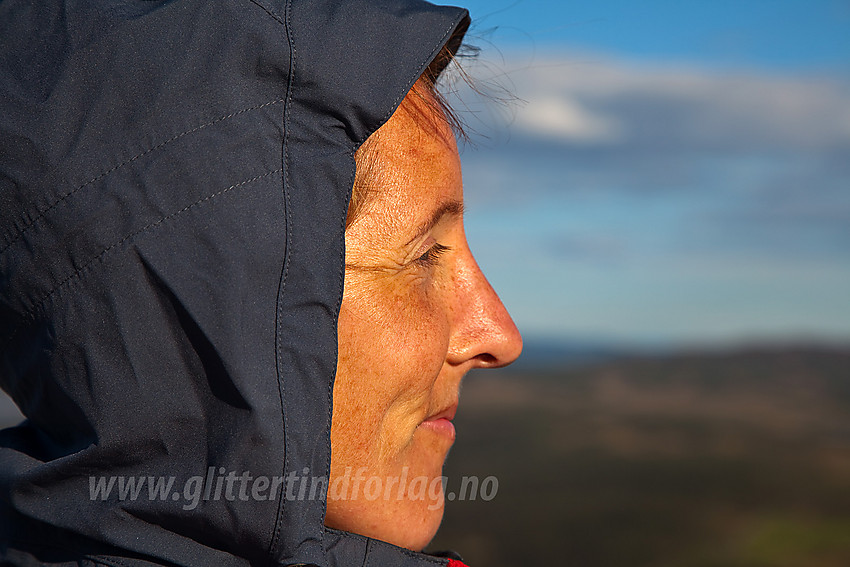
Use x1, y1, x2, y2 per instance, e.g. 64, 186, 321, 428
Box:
446, 251, 523, 369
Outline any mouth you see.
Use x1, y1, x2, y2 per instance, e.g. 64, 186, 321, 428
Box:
419, 402, 458, 440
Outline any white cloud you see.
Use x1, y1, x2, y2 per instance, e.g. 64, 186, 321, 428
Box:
467, 52, 850, 151
512, 94, 625, 143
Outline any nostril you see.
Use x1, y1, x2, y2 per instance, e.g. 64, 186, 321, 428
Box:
476, 353, 498, 366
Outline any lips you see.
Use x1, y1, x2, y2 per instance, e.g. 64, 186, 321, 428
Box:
419, 402, 458, 440
426, 402, 457, 422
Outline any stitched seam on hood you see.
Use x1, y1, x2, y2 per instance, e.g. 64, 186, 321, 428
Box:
9, 168, 282, 340
270, 0, 295, 562
0, 99, 283, 258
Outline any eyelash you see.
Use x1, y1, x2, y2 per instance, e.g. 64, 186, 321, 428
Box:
414, 243, 451, 267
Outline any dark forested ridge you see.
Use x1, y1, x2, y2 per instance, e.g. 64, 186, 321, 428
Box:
431, 346, 850, 567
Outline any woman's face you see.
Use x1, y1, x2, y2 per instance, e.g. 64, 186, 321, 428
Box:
325, 87, 522, 550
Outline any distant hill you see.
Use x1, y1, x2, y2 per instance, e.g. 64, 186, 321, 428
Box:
508, 338, 631, 369
431, 344, 850, 567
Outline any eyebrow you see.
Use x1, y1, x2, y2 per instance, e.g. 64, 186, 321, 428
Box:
405, 199, 464, 246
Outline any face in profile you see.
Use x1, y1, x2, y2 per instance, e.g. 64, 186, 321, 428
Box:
326, 83, 523, 551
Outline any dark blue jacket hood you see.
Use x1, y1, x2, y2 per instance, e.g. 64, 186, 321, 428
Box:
0, 1, 469, 565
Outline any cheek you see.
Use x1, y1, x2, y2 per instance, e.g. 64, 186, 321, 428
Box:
333, 274, 451, 459
390, 285, 449, 370
344, 272, 449, 375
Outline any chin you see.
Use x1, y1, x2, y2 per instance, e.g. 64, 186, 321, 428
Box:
408, 516, 445, 552
384, 494, 446, 551
325, 449, 449, 551
385, 454, 448, 550
325, 486, 445, 552
324, 420, 454, 550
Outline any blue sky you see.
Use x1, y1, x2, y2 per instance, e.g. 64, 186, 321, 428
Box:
458, 0, 850, 72
449, 1, 850, 347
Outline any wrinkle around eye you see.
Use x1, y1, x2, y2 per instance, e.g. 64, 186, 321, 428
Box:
343, 243, 410, 274
344, 256, 437, 297
344, 261, 402, 274
344, 257, 422, 278
345, 242, 430, 274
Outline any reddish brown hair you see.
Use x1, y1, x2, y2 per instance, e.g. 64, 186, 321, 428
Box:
347, 44, 468, 228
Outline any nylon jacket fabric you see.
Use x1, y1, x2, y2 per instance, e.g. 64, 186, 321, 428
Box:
0, 1, 469, 565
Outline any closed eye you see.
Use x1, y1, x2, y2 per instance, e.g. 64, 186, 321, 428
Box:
414, 243, 451, 267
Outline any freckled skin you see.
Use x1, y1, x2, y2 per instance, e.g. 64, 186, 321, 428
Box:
326, 85, 523, 551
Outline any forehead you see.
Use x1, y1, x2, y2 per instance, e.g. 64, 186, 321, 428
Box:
350, 89, 463, 242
